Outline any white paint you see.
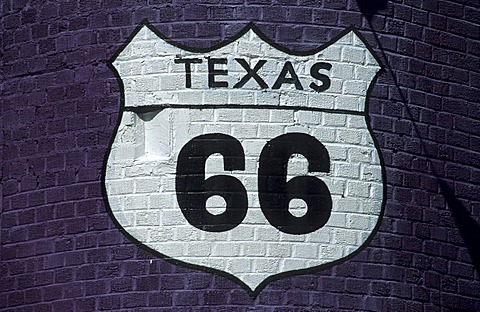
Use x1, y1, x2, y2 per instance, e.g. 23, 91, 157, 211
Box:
105, 24, 383, 292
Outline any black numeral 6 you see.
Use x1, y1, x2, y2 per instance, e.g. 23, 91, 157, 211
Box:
175, 133, 332, 234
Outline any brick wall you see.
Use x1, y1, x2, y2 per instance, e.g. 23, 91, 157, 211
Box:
1, 0, 479, 311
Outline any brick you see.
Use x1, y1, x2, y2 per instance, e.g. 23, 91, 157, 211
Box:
182, 4, 207, 20
313, 9, 338, 26
465, 5, 480, 24
287, 7, 312, 23
364, 296, 386, 312
345, 278, 370, 294
111, 11, 132, 27
158, 6, 181, 22
339, 11, 362, 25
76, 265, 96, 280
111, 277, 134, 293
99, 295, 122, 310
25, 288, 42, 304
257, 290, 283, 305
7, 291, 26, 307
392, 3, 410, 19
204, 290, 228, 305
0, 1, 479, 311
285, 290, 310, 306
438, 0, 464, 17
32, 23, 48, 39
3, 13, 21, 29
277, 25, 302, 42
76, 298, 96, 311
338, 294, 363, 309
458, 279, 480, 297
173, 291, 199, 306
123, 293, 148, 308
320, 276, 345, 292
85, 280, 108, 296
208, 6, 235, 20
441, 293, 477, 311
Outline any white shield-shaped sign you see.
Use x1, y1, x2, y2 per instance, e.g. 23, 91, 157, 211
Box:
103, 20, 385, 296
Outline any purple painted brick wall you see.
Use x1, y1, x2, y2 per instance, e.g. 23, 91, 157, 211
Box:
1, 0, 479, 311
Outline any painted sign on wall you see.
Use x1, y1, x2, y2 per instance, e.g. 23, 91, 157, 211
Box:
103, 20, 385, 295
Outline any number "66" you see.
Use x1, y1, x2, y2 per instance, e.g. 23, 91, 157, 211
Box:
175, 133, 332, 235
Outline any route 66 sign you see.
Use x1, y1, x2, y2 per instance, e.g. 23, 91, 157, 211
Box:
103, 20, 385, 295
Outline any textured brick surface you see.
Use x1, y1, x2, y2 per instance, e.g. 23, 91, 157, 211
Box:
105, 25, 383, 292
1, 0, 480, 311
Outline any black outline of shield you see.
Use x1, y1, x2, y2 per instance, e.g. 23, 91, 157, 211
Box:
102, 19, 386, 298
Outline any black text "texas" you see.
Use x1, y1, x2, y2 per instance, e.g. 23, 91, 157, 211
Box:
174, 58, 332, 92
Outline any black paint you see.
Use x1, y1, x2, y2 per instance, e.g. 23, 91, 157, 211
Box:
174, 58, 202, 88
309, 62, 332, 93
272, 61, 304, 90
233, 58, 269, 89
208, 58, 229, 88
258, 133, 332, 234
176, 134, 248, 232
104, 20, 386, 297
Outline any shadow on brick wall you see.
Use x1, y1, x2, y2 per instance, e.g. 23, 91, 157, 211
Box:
439, 180, 480, 274
357, 0, 480, 277
355, 0, 389, 20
